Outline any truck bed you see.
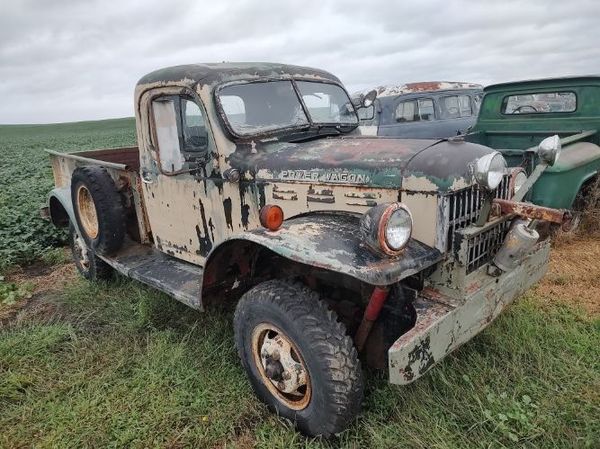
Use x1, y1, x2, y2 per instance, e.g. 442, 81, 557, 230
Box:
46, 146, 140, 188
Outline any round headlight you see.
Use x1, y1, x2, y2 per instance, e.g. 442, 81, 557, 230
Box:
474, 152, 507, 190
538, 134, 561, 166
360, 202, 413, 256
511, 169, 528, 195
384, 206, 412, 251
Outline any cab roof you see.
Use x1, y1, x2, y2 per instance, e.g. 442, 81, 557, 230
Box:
360, 81, 482, 98
136, 62, 341, 89
484, 75, 600, 92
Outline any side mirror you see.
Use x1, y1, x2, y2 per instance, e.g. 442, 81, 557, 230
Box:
362, 89, 377, 108
537, 135, 561, 166
351, 89, 378, 109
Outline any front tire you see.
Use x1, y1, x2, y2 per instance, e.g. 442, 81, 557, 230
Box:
233, 280, 363, 437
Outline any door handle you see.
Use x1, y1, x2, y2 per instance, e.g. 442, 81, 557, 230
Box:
141, 171, 154, 184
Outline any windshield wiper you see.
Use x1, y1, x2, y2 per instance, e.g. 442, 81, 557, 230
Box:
288, 127, 341, 143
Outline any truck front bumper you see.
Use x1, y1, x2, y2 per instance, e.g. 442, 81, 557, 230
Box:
388, 239, 551, 385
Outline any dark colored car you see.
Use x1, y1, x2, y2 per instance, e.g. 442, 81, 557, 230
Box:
355, 82, 483, 139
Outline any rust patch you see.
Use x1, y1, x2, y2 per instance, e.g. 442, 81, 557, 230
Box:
493, 198, 572, 225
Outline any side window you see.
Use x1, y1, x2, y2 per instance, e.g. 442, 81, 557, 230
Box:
395, 100, 416, 122
153, 98, 185, 173
395, 99, 434, 122
152, 95, 210, 174
441, 96, 460, 119
441, 95, 474, 119
181, 98, 208, 155
418, 98, 434, 121
458, 95, 472, 116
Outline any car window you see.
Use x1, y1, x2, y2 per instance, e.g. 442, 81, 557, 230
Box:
152, 95, 210, 174
296, 81, 358, 124
418, 98, 434, 121
395, 99, 434, 122
395, 100, 416, 122
441, 95, 472, 119
502, 91, 576, 114
458, 95, 471, 116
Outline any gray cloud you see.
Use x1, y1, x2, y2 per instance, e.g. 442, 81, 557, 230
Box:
1, 0, 599, 123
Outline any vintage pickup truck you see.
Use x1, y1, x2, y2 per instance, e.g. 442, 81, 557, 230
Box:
44, 63, 569, 437
355, 82, 483, 139
466, 76, 600, 212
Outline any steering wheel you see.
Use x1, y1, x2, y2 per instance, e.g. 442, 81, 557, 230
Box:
512, 105, 538, 114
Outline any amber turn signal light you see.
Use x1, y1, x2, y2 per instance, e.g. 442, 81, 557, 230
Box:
259, 205, 284, 231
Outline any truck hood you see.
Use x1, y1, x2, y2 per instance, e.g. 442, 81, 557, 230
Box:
231, 136, 495, 191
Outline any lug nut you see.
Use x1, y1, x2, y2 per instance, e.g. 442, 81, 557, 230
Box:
271, 350, 280, 361
282, 371, 291, 380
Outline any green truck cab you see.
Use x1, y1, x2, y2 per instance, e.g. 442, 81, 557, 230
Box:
466, 76, 600, 209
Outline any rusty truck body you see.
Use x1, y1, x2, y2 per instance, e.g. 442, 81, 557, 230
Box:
44, 63, 569, 437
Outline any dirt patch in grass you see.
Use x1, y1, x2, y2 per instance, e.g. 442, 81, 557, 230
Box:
0, 257, 76, 326
537, 235, 600, 316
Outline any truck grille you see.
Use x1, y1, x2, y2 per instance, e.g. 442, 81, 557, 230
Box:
447, 174, 511, 272
465, 220, 511, 273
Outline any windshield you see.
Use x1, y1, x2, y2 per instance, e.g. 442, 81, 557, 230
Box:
217, 80, 357, 136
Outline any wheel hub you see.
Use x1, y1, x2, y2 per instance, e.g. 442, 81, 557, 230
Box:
252, 323, 311, 409
76, 185, 99, 239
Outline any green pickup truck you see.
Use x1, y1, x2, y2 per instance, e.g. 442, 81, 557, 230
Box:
466, 76, 600, 211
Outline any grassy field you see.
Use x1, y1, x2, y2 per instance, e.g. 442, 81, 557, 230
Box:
0, 121, 599, 448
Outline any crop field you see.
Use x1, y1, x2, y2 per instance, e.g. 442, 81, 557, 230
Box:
0, 120, 599, 448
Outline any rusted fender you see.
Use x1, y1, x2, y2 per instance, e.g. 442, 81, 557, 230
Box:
211, 213, 442, 286
492, 198, 572, 225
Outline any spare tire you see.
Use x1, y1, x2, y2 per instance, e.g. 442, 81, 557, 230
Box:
71, 166, 126, 255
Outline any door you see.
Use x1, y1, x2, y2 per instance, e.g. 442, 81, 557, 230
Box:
378, 97, 436, 138
139, 90, 224, 265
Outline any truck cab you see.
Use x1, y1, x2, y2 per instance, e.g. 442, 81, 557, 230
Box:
466, 76, 600, 210
45, 63, 569, 437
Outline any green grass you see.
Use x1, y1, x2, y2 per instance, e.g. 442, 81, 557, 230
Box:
1, 279, 598, 448
0, 118, 598, 448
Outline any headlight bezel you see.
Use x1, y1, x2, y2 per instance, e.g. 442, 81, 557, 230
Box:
509, 167, 528, 197
360, 202, 413, 256
474, 151, 507, 190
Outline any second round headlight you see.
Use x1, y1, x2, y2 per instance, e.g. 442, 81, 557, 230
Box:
474, 152, 507, 190
384, 206, 412, 251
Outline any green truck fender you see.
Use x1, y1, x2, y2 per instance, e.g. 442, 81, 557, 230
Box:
532, 141, 600, 208
203, 213, 443, 288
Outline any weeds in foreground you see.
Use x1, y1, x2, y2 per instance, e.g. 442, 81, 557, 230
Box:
1, 279, 598, 449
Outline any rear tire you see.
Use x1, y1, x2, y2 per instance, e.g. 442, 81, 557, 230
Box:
68, 224, 113, 280
71, 166, 125, 255
233, 280, 363, 437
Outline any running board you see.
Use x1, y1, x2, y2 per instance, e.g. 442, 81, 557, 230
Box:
98, 241, 203, 310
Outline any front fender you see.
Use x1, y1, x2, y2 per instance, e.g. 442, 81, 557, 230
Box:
209, 213, 442, 286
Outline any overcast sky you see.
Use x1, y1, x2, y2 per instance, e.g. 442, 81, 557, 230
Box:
1, 0, 599, 124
